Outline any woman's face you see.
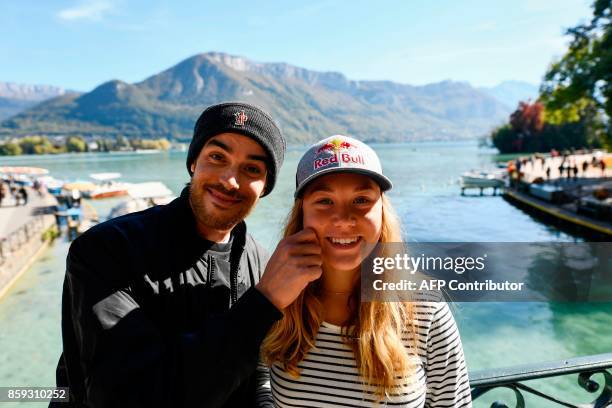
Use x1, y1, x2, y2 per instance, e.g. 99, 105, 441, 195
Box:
302, 172, 383, 274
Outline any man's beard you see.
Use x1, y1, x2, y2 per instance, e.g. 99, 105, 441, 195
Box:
189, 182, 256, 231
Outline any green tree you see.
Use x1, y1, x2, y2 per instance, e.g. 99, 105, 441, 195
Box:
96, 138, 111, 152
66, 136, 87, 152
115, 135, 131, 150
19, 135, 54, 154
540, 0, 611, 145
0, 142, 23, 155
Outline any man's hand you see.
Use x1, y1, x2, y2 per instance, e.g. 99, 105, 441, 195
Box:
256, 228, 322, 310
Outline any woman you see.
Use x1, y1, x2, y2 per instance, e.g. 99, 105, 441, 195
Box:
257, 136, 472, 407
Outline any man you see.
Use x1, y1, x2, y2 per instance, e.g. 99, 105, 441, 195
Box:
52, 102, 322, 407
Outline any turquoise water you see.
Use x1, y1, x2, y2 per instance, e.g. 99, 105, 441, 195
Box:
1, 141, 610, 407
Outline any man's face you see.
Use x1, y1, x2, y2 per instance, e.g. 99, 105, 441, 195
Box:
189, 133, 268, 235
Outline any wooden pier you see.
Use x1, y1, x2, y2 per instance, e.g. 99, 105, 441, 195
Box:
502, 151, 612, 239
503, 188, 612, 239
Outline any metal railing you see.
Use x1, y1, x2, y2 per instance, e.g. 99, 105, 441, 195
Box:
471, 353, 612, 407
0, 215, 48, 266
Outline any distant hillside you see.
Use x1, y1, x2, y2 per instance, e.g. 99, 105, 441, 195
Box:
0, 82, 69, 121
480, 80, 539, 110
1, 53, 512, 143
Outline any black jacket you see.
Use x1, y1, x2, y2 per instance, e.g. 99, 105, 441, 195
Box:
52, 187, 281, 407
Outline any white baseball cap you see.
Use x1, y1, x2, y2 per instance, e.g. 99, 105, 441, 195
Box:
295, 135, 392, 198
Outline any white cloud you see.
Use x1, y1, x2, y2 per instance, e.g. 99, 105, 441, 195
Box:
57, 0, 115, 21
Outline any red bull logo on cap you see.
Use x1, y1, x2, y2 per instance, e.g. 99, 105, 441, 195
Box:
313, 137, 365, 170
316, 138, 353, 154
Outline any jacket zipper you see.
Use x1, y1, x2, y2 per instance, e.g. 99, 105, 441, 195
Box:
209, 255, 216, 288
230, 263, 238, 305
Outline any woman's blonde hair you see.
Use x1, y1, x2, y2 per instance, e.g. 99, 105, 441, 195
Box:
261, 193, 419, 399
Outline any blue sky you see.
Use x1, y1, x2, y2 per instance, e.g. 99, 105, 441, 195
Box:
0, 0, 593, 91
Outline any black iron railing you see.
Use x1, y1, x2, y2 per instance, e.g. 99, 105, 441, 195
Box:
470, 353, 612, 407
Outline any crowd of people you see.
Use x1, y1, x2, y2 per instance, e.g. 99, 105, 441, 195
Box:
509, 149, 609, 184
0, 178, 29, 207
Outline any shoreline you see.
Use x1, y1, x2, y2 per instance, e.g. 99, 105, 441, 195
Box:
0, 190, 57, 300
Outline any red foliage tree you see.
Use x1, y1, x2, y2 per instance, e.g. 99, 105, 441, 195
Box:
509, 101, 545, 135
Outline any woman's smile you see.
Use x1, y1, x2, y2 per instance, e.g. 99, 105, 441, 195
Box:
325, 236, 362, 249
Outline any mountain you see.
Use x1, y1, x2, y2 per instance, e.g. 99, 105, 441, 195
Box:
1, 53, 512, 143
0, 82, 69, 121
480, 80, 539, 110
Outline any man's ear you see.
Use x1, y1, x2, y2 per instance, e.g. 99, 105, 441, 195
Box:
190, 162, 196, 173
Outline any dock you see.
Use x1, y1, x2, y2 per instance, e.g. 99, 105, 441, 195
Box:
503, 151, 612, 239
0, 187, 58, 299
503, 188, 612, 239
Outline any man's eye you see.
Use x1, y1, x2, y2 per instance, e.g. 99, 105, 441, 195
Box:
245, 165, 262, 175
209, 153, 224, 161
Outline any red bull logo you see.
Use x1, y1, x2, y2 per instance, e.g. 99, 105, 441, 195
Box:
313, 137, 364, 169
316, 137, 353, 154
314, 152, 365, 170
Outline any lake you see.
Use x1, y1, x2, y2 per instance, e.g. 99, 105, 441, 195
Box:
1, 140, 610, 407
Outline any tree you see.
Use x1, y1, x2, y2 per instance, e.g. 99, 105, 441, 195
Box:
66, 136, 87, 152
510, 101, 544, 135
540, 0, 611, 145
115, 135, 131, 150
19, 135, 55, 154
0, 142, 22, 155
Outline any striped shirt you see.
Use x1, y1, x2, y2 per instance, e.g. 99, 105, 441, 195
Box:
256, 299, 472, 407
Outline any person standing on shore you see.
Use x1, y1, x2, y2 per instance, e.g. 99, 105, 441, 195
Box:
51, 102, 322, 408
17, 186, 28, 206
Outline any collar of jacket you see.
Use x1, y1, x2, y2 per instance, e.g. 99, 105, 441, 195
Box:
161, 185, 247, 272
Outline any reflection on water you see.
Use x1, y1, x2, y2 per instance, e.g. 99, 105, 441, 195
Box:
1, 141, 611, 407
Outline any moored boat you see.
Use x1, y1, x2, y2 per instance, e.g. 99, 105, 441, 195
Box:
83, 173, 131, 199
461, 170, 506, 188
108, 181, 175, 219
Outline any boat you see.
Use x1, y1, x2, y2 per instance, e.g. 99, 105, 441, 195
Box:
36, 175, 65, 196
578, 196, 612, 221
62, 181, 96, 194
83, 173, 131, 199
528, 183, 567, 203
461, 170, 506, 189
108, 181, 175, 219
0, 166, 50, 187
0, 166, 49, 176
134, 149, 161, 154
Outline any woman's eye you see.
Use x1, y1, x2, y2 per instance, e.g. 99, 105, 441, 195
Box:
316, 198, 333, 205
354, 197, 370, 204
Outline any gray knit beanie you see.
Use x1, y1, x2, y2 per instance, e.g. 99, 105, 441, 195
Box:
187, 102, 286, 196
